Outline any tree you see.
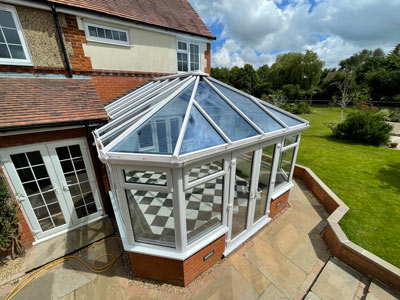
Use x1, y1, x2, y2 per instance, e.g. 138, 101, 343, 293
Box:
331, 73, 359, 123
373, 48, 385, 57
339, 49, 373, 72
268, 51, 324, 93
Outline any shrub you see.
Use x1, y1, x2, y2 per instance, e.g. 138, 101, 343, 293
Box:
376, 109, 391, 121
291, 102, 311, 114
330, 111, 393, 145
390, 109, 400, 122
0, 176, 24, 257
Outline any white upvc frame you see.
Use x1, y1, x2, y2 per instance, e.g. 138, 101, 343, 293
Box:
176, 40, 201, 72
0, 137, 105, 241
0, 3, 32, 66
83, 21, 130, 47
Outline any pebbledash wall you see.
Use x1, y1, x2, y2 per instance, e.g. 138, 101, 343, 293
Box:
0, 4, 211, 104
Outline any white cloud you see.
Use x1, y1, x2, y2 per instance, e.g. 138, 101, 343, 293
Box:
190, 0, 400, 68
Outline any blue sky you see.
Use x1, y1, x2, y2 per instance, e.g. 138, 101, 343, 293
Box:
189, 0, 400, 68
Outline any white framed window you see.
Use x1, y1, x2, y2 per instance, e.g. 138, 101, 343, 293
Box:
0, 4, 32, 66
177, 40, 200, 72
83, 22, 130, 46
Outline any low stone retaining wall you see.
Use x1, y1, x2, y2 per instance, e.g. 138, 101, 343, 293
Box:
294, 165, 400, 292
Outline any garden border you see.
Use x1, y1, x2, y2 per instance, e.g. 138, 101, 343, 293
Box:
293, 165, 400, 292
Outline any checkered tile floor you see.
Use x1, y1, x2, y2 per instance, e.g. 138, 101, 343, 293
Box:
125, 170, 167, 185
126, 163, 250, 244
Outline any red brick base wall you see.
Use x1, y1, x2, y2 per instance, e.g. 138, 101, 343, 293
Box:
205, 43, 211, 75
128, 235, 226, 286
269, 191, 290, 219
17, 207, 35, 249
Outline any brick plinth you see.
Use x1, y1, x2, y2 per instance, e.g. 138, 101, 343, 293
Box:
269, 191, 290, 218
128, 235, 226, 286
205, 43, 211, 74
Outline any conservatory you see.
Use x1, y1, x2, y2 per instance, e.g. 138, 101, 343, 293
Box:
94, 72, 308, 285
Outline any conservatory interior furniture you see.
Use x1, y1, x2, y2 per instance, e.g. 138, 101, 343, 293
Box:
94, 72, 309, 286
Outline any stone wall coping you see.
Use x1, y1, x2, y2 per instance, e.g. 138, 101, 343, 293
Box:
294, 164, 400, 290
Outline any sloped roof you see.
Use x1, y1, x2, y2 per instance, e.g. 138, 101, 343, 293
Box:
0, 77, 107, 129
95, 73, 308, 161
49, 0, 214, 39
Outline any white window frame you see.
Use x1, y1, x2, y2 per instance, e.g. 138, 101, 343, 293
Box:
83, 21, 130, 47
176, 40, 200, 72
0, 3, 32, 66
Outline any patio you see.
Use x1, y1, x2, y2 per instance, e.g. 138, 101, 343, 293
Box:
3, 178, 397, 300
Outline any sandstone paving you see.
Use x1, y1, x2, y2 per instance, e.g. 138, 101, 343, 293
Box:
259, 284, 289, 299
311, 258, 365, 300
366, 281, 400, 300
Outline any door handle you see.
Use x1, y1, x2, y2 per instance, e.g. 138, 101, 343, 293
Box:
62, 184, 69, 192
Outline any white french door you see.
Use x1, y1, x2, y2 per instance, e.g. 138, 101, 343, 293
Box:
226, 141, 278, 251
1, 138, 103, 240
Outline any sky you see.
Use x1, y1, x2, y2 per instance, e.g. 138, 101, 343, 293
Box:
189, 0, 400, 69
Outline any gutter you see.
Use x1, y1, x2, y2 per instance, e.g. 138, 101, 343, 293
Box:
49, 2, 73, 78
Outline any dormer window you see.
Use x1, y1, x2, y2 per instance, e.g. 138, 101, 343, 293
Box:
0, 4, 32, 66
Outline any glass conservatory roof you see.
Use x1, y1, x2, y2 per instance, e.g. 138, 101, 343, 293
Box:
95, 72, 308, 158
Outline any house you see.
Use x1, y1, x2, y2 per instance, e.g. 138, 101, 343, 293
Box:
0, 0, 213, 250
0, 0, 308, 287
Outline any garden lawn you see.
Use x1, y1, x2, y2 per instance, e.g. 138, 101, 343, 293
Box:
297, 107, 400, 268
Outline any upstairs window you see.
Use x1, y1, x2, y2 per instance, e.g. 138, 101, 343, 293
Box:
0, 4, 31, 66
177, 40, 200, 72
84, 22, 129, 46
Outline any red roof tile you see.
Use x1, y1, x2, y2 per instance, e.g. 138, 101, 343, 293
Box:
0, 77, 107, 129
49, 0, 214, 39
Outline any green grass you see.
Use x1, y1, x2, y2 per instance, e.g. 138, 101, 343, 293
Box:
296, 107, 400, 268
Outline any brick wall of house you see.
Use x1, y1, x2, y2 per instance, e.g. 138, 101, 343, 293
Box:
205, 43, 211, 75
91, 71, 168, 104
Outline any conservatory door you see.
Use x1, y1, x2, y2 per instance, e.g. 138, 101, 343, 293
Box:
1, 139, 103, 240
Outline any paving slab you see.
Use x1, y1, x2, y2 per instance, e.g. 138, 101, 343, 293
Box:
311, 258, 365, 300
245, 237, 306, 299
259, 284, 288, 299
366, 281, 400, 300
191, 264, 259, 300
304, 291, 322, 300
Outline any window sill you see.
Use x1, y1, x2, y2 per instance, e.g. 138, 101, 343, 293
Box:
271, 181, 294, 200
86, 38, 131, 48
0, 60, 33, 66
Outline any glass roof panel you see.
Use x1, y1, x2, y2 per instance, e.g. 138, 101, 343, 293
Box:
195, 81, 259, 141
212, 81, 284, 133
264, 105, 304, 127
111, 81, 195, 154
180, 106, 226, 155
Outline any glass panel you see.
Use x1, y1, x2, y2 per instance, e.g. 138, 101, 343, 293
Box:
111, 81, 194, 154
231, 152, 254, 238
105, 29, 112, 39
43, 191, 57, 204
27, 151, 43, 166
212, 82, 284, 133
185, 176, 224, 244
17, 168, 34, 182
264, 105, 303, 127
188, 159, 223, 182
180, 106, 225, 154
33, 165, 47, 179
275, 147, 296, 189
126, 189, 175, 247
39, 218, 54, 231
97, 27, 105, 38
190, 44, 199, 71
119, 31, 127, 42
284, 135, 298, 147
124, 170, 167, 186
112, 30, 120, 40
0, 43, 10, 58
0, 11, 16, 28
177, 53, 188, 72
156, 120, 167, 152
9, 44, 25, 59
55, 145, 97, 218
254, 145, 275, 223
3, 28, 20, 44
195, 81, 259, 141
0, 30, 4, 43
177, 41, 187, 50
28, 194, 44, 208
88, 26, 97, 37
10, 153, 28, 168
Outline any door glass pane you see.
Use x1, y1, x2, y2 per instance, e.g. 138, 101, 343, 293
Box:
55, 145, 97, 219
231, 152, 254, 239
254, 145, 275, 223
275, 147, 296, 189
10, 151, 66, 231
